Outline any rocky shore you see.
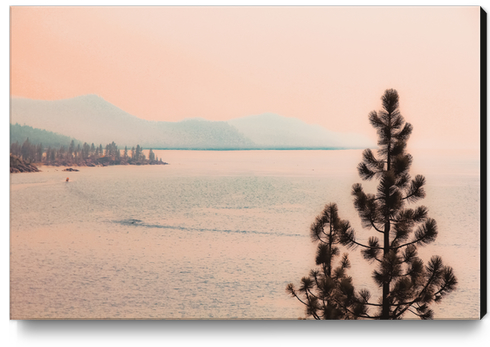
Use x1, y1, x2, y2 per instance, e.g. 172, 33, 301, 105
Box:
10, 154, 168, 173
10, 154, 40, 173
43, 156, 168, 167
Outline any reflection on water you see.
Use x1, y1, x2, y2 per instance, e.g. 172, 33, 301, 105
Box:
10, 149, 480, 319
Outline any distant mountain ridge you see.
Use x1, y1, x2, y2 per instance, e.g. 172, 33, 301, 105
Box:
10, 95, 374, 149
228, 113, 372, 149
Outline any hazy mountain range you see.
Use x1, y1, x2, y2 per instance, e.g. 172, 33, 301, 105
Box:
10, 95, 374, 149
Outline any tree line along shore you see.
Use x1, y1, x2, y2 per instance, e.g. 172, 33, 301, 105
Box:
10, 138, 167, 173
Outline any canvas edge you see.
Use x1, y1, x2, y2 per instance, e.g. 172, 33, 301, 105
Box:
480, 5, 488, 320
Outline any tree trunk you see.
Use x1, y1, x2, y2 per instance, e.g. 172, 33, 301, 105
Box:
382, 116, 392, 320
382, 220, 390, 319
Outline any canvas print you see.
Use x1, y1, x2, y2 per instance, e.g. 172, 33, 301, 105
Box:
9, 6, 483, 320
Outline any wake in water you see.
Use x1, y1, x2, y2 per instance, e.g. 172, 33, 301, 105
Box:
113, 218, 305, 238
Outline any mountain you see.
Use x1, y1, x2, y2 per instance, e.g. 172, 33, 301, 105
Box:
10, 123, 82, 148
228, 113, 373, 149
10, 95, 254, 149
10, 95, 374, 149
11, 95, 150, 146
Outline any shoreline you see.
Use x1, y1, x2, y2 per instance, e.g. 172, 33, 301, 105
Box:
10, 153, 168, 173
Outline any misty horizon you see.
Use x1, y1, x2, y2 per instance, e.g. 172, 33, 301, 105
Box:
10, 94, 375, 150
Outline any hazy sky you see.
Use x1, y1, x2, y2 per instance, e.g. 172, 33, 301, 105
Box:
10, 6, 481, 149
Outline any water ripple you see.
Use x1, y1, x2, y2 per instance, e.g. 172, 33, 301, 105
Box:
113, 218, 305, 238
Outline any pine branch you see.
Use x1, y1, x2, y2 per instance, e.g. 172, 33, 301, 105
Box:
413, 206, 429, 222
403, 175, 426, 202
392, 219, 438, 250
391, 154, 412, 177
288, 287, 309, 307
358, 162, 377, 180
407, 307, 423, 318
329, 295, 375, 319
358, 149, 385, 180
369, 217, 384, 233
394, 123, 413, 142
310, 271, 327, 309
361, 237, 381, 262
392, 257, 441, 319
369, 110, 386, 130
363, 302, 383, 307
341, 233, 381, 251
433, 266, 458, 300
303, 287, 321, 320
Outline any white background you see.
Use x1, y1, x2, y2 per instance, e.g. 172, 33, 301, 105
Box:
2, 1, 489, 346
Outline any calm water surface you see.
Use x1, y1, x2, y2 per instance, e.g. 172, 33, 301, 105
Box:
10, 149, 480, 319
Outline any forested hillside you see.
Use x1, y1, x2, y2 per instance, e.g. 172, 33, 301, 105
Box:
10, 123, 81, 148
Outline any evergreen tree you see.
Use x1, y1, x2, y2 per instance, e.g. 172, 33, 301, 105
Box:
21, 138, 32, 162
58, 145, 66, 160
111, 141, 117, 157
68, 140, 75, 158
11, 141, 21, 157
136, 145, 141, 160
287, 89, 457, 320
36, 143, 43, 162
82, 142, 90, 159
46, 146, 52, 163
286, 203, 365, 319
149, 149, 155, 161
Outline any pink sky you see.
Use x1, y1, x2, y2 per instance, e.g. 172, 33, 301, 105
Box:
10, 6, 481, 149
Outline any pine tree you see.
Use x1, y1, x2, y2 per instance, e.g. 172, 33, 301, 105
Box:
58, 145, 66, 160
35, 143, 43, 162
46, 146, 52, 163
10, 141, 21, 157
68, 140, 75, 158
82, 142, 90, 159
21, 138, 32, 162
286, 203, 366, 319
287, 89, 457, 320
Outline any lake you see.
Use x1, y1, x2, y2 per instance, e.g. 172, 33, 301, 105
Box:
10, 149, 481, 319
